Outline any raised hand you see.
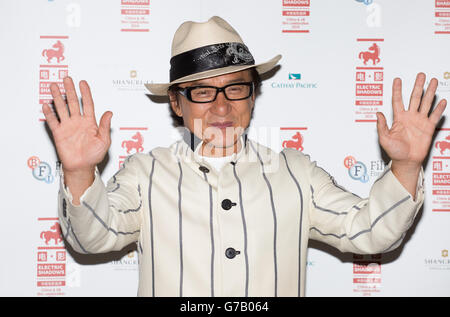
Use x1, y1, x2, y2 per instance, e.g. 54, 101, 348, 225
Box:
43, 77, 113, 203
376, 72, 447, 198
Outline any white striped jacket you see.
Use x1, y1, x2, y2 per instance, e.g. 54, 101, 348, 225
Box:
58, 136, 424, 297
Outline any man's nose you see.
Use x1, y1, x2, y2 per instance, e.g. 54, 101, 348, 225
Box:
210, 91, 231, 115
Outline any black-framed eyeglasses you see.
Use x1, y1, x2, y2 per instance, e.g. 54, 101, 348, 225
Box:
175, 82, 254, 103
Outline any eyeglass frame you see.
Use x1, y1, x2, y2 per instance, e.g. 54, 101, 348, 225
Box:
174, 81, 255, 103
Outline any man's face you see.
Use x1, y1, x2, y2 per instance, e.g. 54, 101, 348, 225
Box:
169, 69, 255, 152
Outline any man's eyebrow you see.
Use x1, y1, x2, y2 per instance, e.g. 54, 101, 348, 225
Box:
183, 77, 249, 87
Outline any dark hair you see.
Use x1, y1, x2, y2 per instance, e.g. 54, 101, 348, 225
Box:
251, 67, 262, 97
168, 67, 261, 127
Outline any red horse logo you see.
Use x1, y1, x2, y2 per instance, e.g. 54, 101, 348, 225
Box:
282, 131, 304, 151
42, 40, 65, 63
435, 135, 450, 155
122, 132, 144, 154
358, 43, 380, 65
40, 222, 62, 245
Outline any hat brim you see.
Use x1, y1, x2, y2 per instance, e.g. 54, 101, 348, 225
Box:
145, 54, 281, 96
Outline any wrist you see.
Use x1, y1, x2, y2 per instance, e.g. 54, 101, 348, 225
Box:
62, 166, 96, 206
391, 161, 421, 200
391, 160, 422, 176
62, 166, 96, 178
63, 166, 96, 187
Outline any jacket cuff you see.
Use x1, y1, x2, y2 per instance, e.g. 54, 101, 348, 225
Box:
58, 166, 104, 221
385, 161, 425, 203
373, 161, 425, 233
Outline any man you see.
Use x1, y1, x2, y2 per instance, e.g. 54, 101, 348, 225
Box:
43, 16, 446, 297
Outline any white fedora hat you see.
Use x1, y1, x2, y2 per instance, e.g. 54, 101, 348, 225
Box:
145, 16, 282, 96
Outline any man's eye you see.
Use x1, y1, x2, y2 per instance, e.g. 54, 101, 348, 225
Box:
193, 88, 213, 96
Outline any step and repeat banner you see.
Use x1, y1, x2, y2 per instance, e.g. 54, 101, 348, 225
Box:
1, 0, 449, 297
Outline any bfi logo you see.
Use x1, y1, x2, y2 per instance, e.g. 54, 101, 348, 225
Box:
28, 156, 60, 184
344, 156, 385, 183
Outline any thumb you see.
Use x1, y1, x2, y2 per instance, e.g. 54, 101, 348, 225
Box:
98, 111, 113, 141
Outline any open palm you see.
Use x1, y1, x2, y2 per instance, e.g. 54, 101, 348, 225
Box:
42, 77, 113, 174
377, 73, 447, 167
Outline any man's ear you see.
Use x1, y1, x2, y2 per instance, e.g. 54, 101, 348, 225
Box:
168, 91, 183, 117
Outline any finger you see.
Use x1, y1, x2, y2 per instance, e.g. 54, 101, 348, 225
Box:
42, 103, 60, 131
376, 111, 389, 139
63, 77, 81, 117
98, 111, 113, 142
429, 99, 447, 126
392, 77, 404, 118
419, 77, 438, 115
50, 82, 69, 121
408, 72, 426, 112
79, 80, 96, 119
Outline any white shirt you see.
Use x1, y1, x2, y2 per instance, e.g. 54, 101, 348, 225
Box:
196, 141, 244, 172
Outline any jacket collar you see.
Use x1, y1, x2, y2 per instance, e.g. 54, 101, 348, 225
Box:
173, 127, 276, 168
181, 127, 249, 153
174, 127, 250, 165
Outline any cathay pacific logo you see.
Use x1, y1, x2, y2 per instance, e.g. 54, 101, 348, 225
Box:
355, 0, 373, 5
270, 72, 317, 89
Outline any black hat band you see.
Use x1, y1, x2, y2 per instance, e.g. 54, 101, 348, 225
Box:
169, 42, 255, 82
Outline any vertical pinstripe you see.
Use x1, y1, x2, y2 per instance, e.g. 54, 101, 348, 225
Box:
148, 152, 156, 296
281, 152, 304, 297
65, 219, 90, 254
249, 142, 278, 296
232, 162, 249, 297
202, 171, 215, 297
177, 161, 184, 297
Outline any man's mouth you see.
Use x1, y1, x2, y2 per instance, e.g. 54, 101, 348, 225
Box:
209, 121, 234, 129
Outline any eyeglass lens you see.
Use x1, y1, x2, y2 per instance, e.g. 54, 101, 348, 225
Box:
190, 84, 252, 102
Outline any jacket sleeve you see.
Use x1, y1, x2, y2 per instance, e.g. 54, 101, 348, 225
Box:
306, 157, 424, 255
57, 155, 143, 254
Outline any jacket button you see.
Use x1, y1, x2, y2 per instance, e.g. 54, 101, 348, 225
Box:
199, 166, 210, 173
221, 199, 236, 210
62, 199, 67, 218
225, 247, 240, 259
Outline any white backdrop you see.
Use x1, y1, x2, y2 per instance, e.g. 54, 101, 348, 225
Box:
1, 0, 449, 296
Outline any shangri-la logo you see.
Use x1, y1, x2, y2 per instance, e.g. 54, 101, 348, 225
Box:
110, 250, 138, 271
112, 70, 152, 91
436, 72, 450, 92
424, 249, 450, 270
